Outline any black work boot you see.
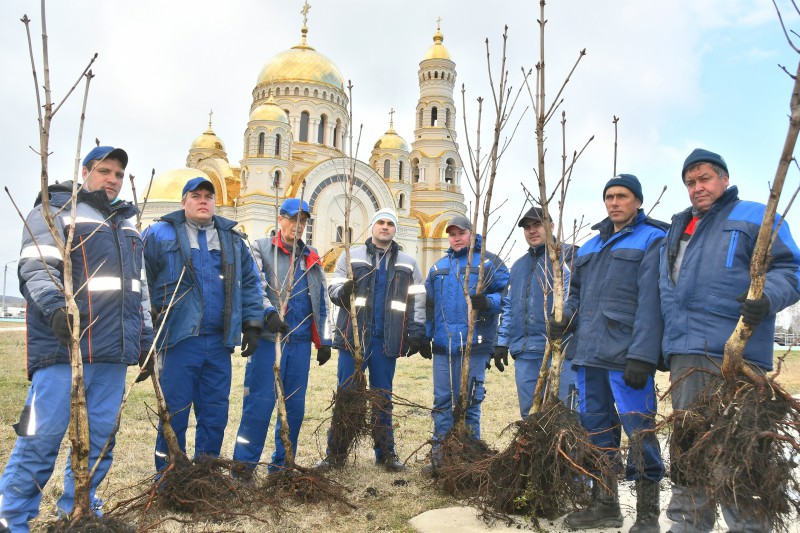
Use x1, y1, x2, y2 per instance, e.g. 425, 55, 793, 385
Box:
376, 452, 406, 472
563, 478, 624, 529
630, 479, 661, 532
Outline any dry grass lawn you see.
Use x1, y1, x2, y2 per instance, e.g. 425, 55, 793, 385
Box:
0, 327, 798, 532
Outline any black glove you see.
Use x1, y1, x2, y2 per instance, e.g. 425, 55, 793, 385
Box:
485, 360, 492, 370
736, 291, 770, 326
407, 336, 431, 358
418, 339, 432, 360
493, 346, 509, 372
623, 359, 655, 390
51, 308, 73, 345
135, 351, 154, 383
339, 279, 354, 304
317, 346, 332, 366
265, 311, 289, 335
548, 313, 573, 341
241, 327, 261, 358
470, 293, 490, 311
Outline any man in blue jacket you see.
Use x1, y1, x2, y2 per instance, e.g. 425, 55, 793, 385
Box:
425, 215, 509, 469
232, 198, 332, 477
551, 175, 666, 531
317, 208, 428, 472
143, 176, 263, 473
494, 206, 577, 418
0, 146, 154, 531
661, 149, 800, 533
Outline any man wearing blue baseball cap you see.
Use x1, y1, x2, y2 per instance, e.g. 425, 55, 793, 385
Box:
142, 176, 264, 474
551, 174, 667, 531
0, 146, 155, 530
661, 149, 800, 533
232, 198, 332, 478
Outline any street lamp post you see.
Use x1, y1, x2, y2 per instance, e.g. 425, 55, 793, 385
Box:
2, 259, 18, 317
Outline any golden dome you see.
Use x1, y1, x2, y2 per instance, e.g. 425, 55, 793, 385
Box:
250, 100, 289, 124
257, 43, 344, 90
191, 119, 226, 152
423, 26, 451, 61
374, 123, 409, 152
146, 168, 212, 202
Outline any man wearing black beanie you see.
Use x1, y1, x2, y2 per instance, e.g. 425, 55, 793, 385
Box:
550, 174, 667, 531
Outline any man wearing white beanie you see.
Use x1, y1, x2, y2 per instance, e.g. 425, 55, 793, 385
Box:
318, 207, 428, 471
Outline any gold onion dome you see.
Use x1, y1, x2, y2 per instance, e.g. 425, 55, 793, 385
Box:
374, 122, 409, 152
250, 98, 289, 124
257, 42, 344, 90
146, 168, 212, 202
191, 119, 225, 151
424, 25, 451, 60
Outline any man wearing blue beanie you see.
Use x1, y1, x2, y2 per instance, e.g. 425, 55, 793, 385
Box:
550, 174, 667, 531
660, 149, 800, 532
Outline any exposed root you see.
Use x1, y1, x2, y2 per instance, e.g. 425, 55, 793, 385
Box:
46, 515, 136, 533
479, 402, 609, 526
328, 383, 370, 465
259, 465, 355, 510
670, 372, 800, 532
433, 432, 496, 499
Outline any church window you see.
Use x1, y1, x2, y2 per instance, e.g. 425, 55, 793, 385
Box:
434, 71, 439, 79
318, 114, 327, 144
418, 109, 423, 128
348, 227, 353, 243
336, 226, 343, 243
398, 193, 405, 209
275, 88, 281, 96
398, 160, 404, 181
294, 87, 300, 96
333, 120, 340, 149
411, 158, 420, 183
431, 106, 438, 127
441, 71, 445, 78
304, 88, 309, 97
446, 158, 456, 183
445, 108, 451, 128
273, 170, 281, 188
285, 86, 290, 95
275, 134, 282, 156
284, 110, 290, 120
300, 111, 310, 142
323, 91, 327, 99
383, 159, 390, 179
257, 132, 265, 156
314, 89, 318, 98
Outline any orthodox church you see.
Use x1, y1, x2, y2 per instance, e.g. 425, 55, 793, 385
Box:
143, 12, 466, 272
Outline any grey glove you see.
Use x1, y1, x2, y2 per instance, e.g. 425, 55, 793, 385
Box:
623, 359, 655, 390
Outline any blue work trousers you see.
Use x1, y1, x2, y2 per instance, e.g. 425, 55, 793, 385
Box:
514, 351, 578, 418
576, 365, 664, 481
233, 340, 311, 472
154, 334, 232, 472
431, 350, 490, 457
334, 337, 397, 460
0, 363, 126, 532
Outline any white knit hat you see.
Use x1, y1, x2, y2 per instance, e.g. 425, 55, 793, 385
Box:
371, 207, 398, 228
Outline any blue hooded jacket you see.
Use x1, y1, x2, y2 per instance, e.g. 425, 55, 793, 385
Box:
566, 211, 667, 371
425, 234, 509, 357
496, 242, 575, 357
142, 210, 263, 350
660, 186, 800, 370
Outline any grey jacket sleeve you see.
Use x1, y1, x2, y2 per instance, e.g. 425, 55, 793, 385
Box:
252, 238, 279, 315
409, 258, 427, 336
328, 250, 350, 306
18, 204, 66, 319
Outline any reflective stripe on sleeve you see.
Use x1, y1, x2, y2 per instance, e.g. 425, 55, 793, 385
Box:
407, 284, 426, 295
132, 279, 141, 293
390, 300, 406, 312
61, 215, 108, 227
354, 297, 367, 307
236, 435, 250, 444
20, 244, 61, 260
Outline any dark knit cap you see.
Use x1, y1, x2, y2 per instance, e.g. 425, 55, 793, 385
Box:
603, 174, 643, 203
681, 148, 728, 182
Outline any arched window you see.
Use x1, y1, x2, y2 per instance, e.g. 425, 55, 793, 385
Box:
323, 91, 327, 99
275, 87, 281, 96
294, 87, 300, 96
398, 193, 405, 209
434, 71, 439, 79
336, 226, 344, 243
418, 109, 423, 128
431, 106, 438, 127
398, 160, 404, 181
299, 111, 309, 142
333, 120, 340, 149
314, 89, 318, 98
272, 170, 281, 188
257, 132, 265, 156
304, 88, 309, 97
446, 158, 456, 183
383, 159, 390, 179
318, 114, 327, 144
275, 134, 281, 156
411, 158, 420, 183
445, 108, 451, 128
